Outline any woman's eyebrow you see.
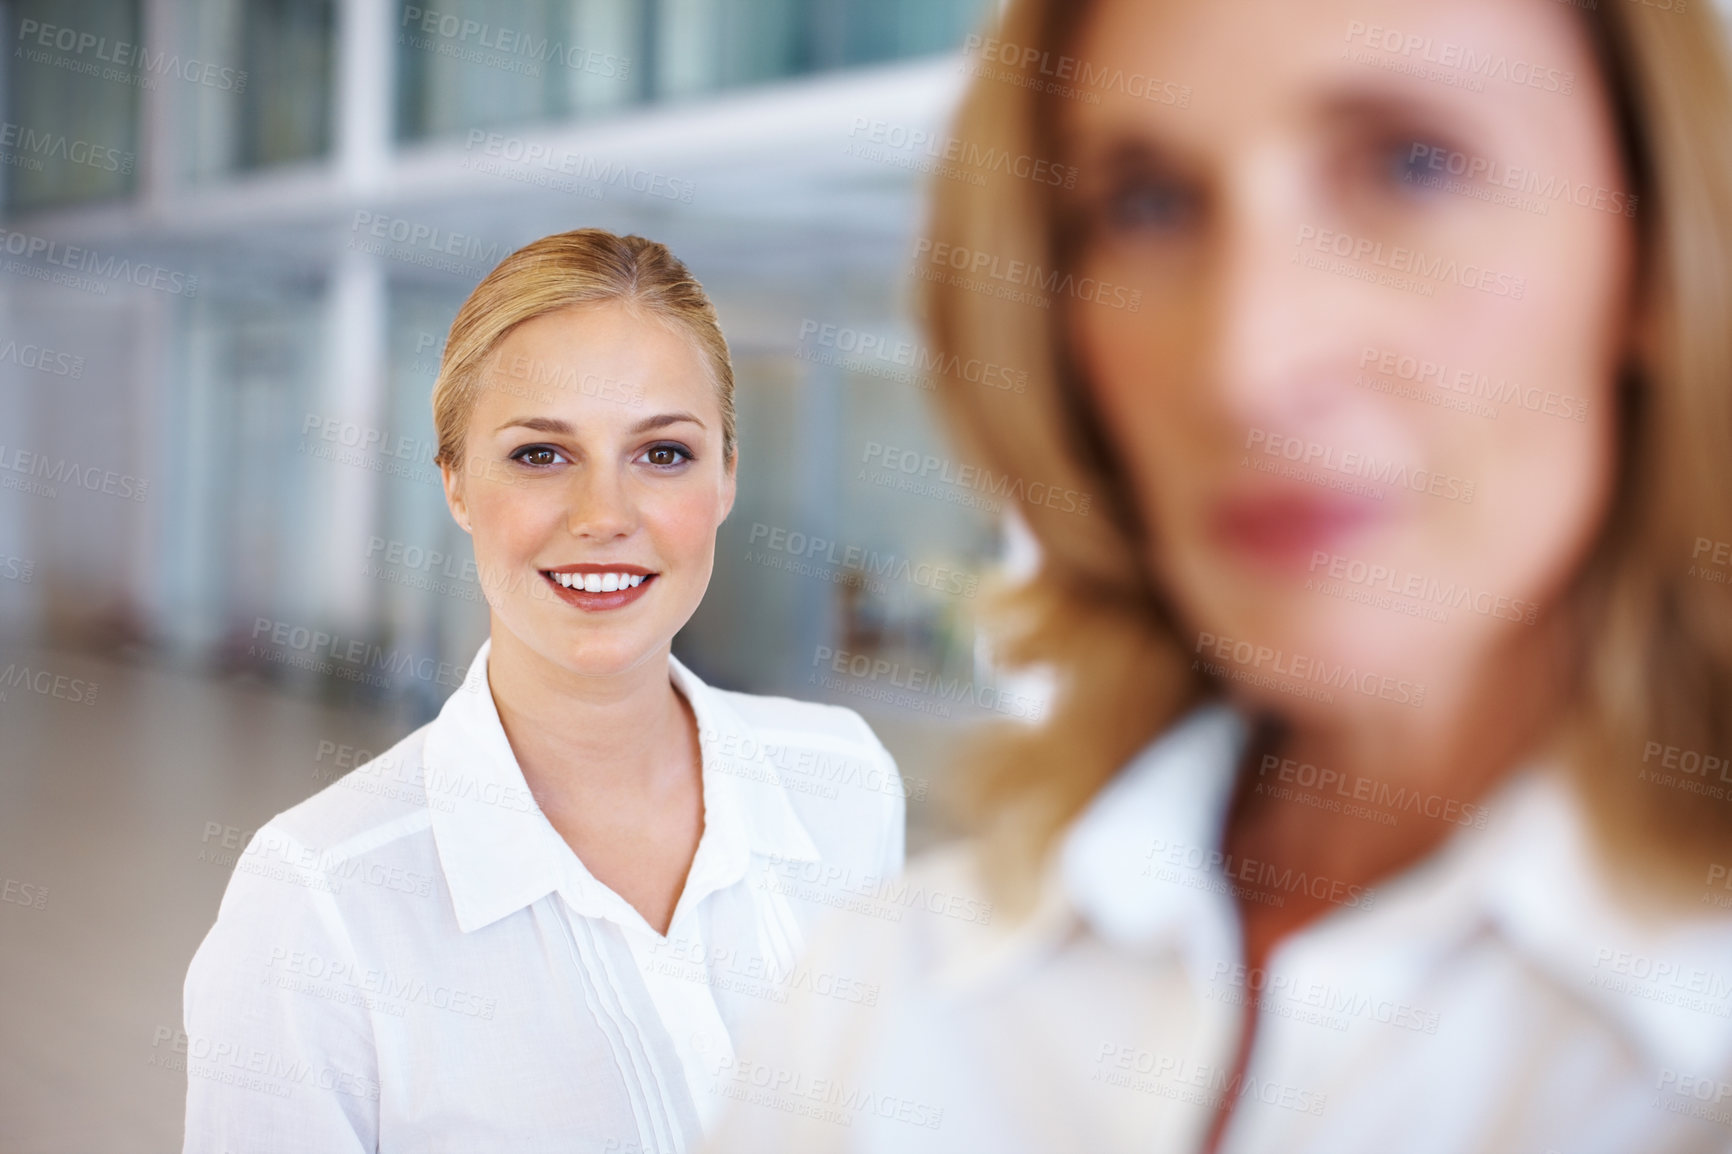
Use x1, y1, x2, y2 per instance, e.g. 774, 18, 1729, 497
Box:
629, 411, 705, 434
1066, 126, 1197, 180
493, 412, 706, 435
1312, 82, 1489, 137
495, 416, 573, 435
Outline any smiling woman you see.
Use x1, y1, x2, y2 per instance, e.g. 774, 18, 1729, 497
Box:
180, 230, 906, 1154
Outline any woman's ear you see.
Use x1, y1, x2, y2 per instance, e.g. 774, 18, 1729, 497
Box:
440, 458, 473, 535
1620, 237, 1657, 384
1628, 293, 1659, 383
718, 452, 738, 524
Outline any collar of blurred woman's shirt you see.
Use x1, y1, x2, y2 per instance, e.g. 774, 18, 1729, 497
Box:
422, 636, 822, 938
936, 699, 1732, 1079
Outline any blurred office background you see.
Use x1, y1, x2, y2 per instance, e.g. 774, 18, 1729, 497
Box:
0, 0, 1014, 1148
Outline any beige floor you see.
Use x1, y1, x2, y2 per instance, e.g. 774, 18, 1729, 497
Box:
0, 644, 957, 1153
0, 646, 411, 1153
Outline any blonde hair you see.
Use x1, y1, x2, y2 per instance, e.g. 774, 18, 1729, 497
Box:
925, 0, 1732, 910
431, 229, 736, 469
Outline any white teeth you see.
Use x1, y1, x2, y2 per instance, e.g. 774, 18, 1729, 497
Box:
547, 571, 647, 591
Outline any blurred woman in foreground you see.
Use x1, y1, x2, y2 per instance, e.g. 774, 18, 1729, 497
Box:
707, 0, 1732, 1150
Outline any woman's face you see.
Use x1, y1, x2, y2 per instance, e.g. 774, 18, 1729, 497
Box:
442, 301, 735, 679
1061, 0, 1637, 720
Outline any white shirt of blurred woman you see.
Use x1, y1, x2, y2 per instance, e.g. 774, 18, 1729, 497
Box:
183, 638, 905, 1154
703, 704, 1732, 1154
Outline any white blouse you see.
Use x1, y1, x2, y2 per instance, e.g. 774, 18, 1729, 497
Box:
181, 638, 906, 1154
704, 704, 1732, 1154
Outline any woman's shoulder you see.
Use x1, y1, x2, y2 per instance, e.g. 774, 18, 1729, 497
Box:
272, 723, 437, 851
706, 682, 892, 756
211, 722, 444, 920
699, 681, 906, 798
692, 679, 909, 875
672, 654, 897, 769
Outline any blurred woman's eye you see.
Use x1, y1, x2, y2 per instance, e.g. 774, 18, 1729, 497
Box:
639, 442, 693, 469
1367, 134, 1460, 199
1098, 170, 1200, 235
510, 444, 567, 467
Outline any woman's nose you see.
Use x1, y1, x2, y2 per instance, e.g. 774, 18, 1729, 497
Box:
565, 465, 636, 540
1206, 168, 1366, 430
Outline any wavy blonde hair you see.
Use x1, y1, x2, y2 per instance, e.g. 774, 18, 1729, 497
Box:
925, 0, 1732, 910
431, 228, 736, 470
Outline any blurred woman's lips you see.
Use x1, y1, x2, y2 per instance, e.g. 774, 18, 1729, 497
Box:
1210, 491, 1389, 570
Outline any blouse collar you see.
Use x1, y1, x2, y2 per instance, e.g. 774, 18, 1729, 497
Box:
424, 637, 821, 937
952, 699, 1732, 1078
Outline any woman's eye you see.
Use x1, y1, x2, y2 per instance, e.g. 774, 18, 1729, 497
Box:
640, 443, 693, 468
1099, 171, 1200, 235
510, 444, 566, 467
1374, 137, 1454, 195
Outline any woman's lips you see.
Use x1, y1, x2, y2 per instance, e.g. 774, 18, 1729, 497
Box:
539, 565, 657, 612
1210, 491, 1389, 569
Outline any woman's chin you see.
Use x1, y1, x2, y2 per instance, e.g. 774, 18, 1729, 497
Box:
496, 613, 669, 681
1189, 604, 1456, 720
554, 639, 668, 681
